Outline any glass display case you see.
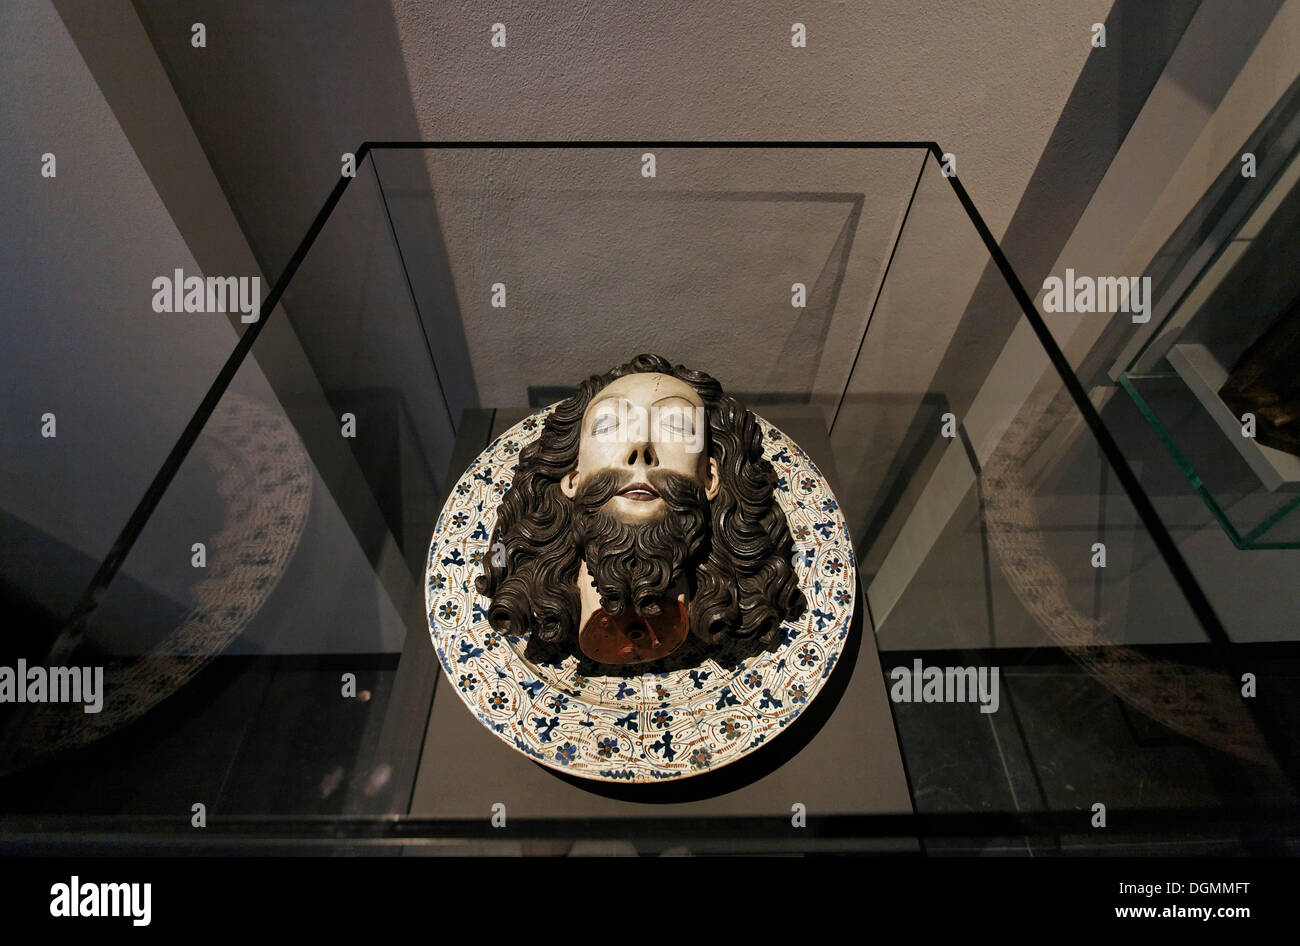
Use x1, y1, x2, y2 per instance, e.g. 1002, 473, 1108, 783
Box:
2, 144, 1295, 855
1111, 76, 1300, 551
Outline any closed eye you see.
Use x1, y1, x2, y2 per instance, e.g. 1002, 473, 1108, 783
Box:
658, 409, 694, 436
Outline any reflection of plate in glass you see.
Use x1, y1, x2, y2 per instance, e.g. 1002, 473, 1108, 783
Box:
0, 394, 312, 772
426, 406, 855, 783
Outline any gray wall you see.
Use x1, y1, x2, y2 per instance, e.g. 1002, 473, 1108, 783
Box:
0, 1, 407, 654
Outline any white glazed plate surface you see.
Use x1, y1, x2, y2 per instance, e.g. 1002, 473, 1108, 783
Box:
426, 406, 855, 782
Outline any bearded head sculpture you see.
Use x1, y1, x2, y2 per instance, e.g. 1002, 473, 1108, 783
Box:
475, 354, 806, 667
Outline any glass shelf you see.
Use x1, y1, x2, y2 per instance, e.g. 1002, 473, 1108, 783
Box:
1120, 372, 1300, 549
1112, 77, 1300, 551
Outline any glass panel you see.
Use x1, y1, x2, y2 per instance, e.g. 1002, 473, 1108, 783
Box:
374, 146, 926, 409
1120, 372, 1300, 549
0, 62, 251, 637
0, 155, 437, 818
1114, 77, 1300, 551
832, 150, 1295, 850
378, 146, 924, 840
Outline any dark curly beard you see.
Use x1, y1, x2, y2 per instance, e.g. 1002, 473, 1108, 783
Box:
479, 356, 807, 664
573, 469, 711, 620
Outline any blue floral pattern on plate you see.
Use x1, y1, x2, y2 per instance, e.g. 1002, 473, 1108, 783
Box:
427, 406, 854, 783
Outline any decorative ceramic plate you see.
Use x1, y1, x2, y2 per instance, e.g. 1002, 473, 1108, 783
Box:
426, 406, 855, 782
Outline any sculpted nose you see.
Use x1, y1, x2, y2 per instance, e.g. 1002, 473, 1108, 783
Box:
625, 443, 658, 468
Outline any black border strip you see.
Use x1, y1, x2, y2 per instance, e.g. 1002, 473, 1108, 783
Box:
363, 141, 936, 150
2, 805, 1295, 845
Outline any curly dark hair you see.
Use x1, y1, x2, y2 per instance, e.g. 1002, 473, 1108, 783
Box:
475, 354, 806, 659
